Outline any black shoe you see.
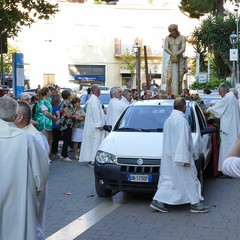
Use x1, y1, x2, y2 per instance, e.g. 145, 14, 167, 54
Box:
190, 203, 209, 213
150, 200, 168, 213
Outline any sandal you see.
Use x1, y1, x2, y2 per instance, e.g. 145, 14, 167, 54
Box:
74, 155, 79, 160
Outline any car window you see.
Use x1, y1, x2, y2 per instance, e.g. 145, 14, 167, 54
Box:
195, 104, 207, 130
115, 105, 194, 132
187, 107, 196, 132
99, 93, 111, 104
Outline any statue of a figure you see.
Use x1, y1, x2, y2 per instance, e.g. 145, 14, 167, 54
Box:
164, 24, 187, 95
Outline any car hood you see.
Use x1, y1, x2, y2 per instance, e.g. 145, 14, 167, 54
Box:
99, 131, 201, 159
99, 132, 162, 158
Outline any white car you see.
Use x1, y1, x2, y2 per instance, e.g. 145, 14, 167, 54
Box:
94, 99, 216, 197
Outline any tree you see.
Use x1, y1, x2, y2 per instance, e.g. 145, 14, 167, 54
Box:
191, 14, 236, 79
179, 0, 227, 18
0, 0, 59, 38
119, 48, 136, 76
1, 44, 20, 76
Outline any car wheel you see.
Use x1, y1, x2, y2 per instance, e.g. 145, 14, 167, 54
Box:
95, 179, 112, 197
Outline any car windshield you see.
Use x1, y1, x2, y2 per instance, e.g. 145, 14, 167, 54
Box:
81, 93, 111, 105
114, 105, 193, 132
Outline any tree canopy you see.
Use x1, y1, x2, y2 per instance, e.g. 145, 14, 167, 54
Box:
0, 0, 59, 38
179, 0, 226, 19
179, 0, 239, 81
192, 14, 236, 78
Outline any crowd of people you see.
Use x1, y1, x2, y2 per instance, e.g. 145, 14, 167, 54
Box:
2, 81, 240, 239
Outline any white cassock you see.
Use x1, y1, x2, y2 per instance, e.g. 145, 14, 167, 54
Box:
23, 123, 50, 240
79, 94, 105, 163
120, 96, 131, 106
222, 156, 240, 178
153, 110, 203, 205
106, 98, 128, 126
0, 119, 49, 240
208, 91, 240, 171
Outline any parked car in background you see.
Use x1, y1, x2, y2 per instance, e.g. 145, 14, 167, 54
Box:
60, 87, 76, 95
99, 86, 110, 91
80, 91, 111, 109
94, 99, 216, 197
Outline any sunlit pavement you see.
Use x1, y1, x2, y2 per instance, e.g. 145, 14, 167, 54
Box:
46, 153, 240, 240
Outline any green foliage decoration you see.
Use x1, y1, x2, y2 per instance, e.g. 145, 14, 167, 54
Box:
190, 77, 232, 90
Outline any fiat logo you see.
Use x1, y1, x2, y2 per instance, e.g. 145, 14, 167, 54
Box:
137, 158, 143, 165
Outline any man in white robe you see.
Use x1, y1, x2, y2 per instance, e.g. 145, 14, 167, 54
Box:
14, 101, 50, 240
207, 83, 240, 173
121, 88, 133, 106
106, 87, 128, 127
79, 84, 105, 166
150, 98, 209, 213
222, 138, 240, 178
0, 96, 49, 240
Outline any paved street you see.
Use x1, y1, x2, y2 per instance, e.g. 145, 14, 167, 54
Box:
45, 154, 240, 240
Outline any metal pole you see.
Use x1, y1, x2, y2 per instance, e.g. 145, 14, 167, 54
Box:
137, 46, 141, 93
144, 46, 150, 89
233, 60, 236, 87
195, 52, 200, 80
207, 53, 210, 82
135, 50, 138, 91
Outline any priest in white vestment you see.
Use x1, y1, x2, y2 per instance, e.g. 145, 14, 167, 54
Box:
106, 87, 128, 127
207, 83, 240, 172
14, 101, 50, 240
150, 98, 209, 213
0, 97, 49, 240
120, 88, 133, 106
79, 84, 105, 165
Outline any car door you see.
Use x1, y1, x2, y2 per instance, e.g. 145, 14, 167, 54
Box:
195, 104, 212, 168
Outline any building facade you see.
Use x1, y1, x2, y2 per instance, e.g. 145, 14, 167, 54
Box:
10, 0, 199, 91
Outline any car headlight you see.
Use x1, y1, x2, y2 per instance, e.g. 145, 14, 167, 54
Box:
95, 150, 116, 164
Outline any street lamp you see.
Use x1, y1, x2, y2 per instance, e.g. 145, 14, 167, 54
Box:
133, 43, 141, 92
230, 32, 238, 87
234, 3, 239, 84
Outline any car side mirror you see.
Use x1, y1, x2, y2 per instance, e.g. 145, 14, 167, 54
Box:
103, 125, 112, 132
201, 126, 216, 136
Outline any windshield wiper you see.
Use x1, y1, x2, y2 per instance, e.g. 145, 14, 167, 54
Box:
116, 127, 151, 132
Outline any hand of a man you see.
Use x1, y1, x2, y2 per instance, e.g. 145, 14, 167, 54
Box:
171, 54, 178, 63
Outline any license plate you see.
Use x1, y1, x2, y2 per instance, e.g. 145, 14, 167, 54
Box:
127, 174, 152, 182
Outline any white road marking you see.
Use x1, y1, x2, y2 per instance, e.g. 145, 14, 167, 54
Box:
46, 200, 121, 240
